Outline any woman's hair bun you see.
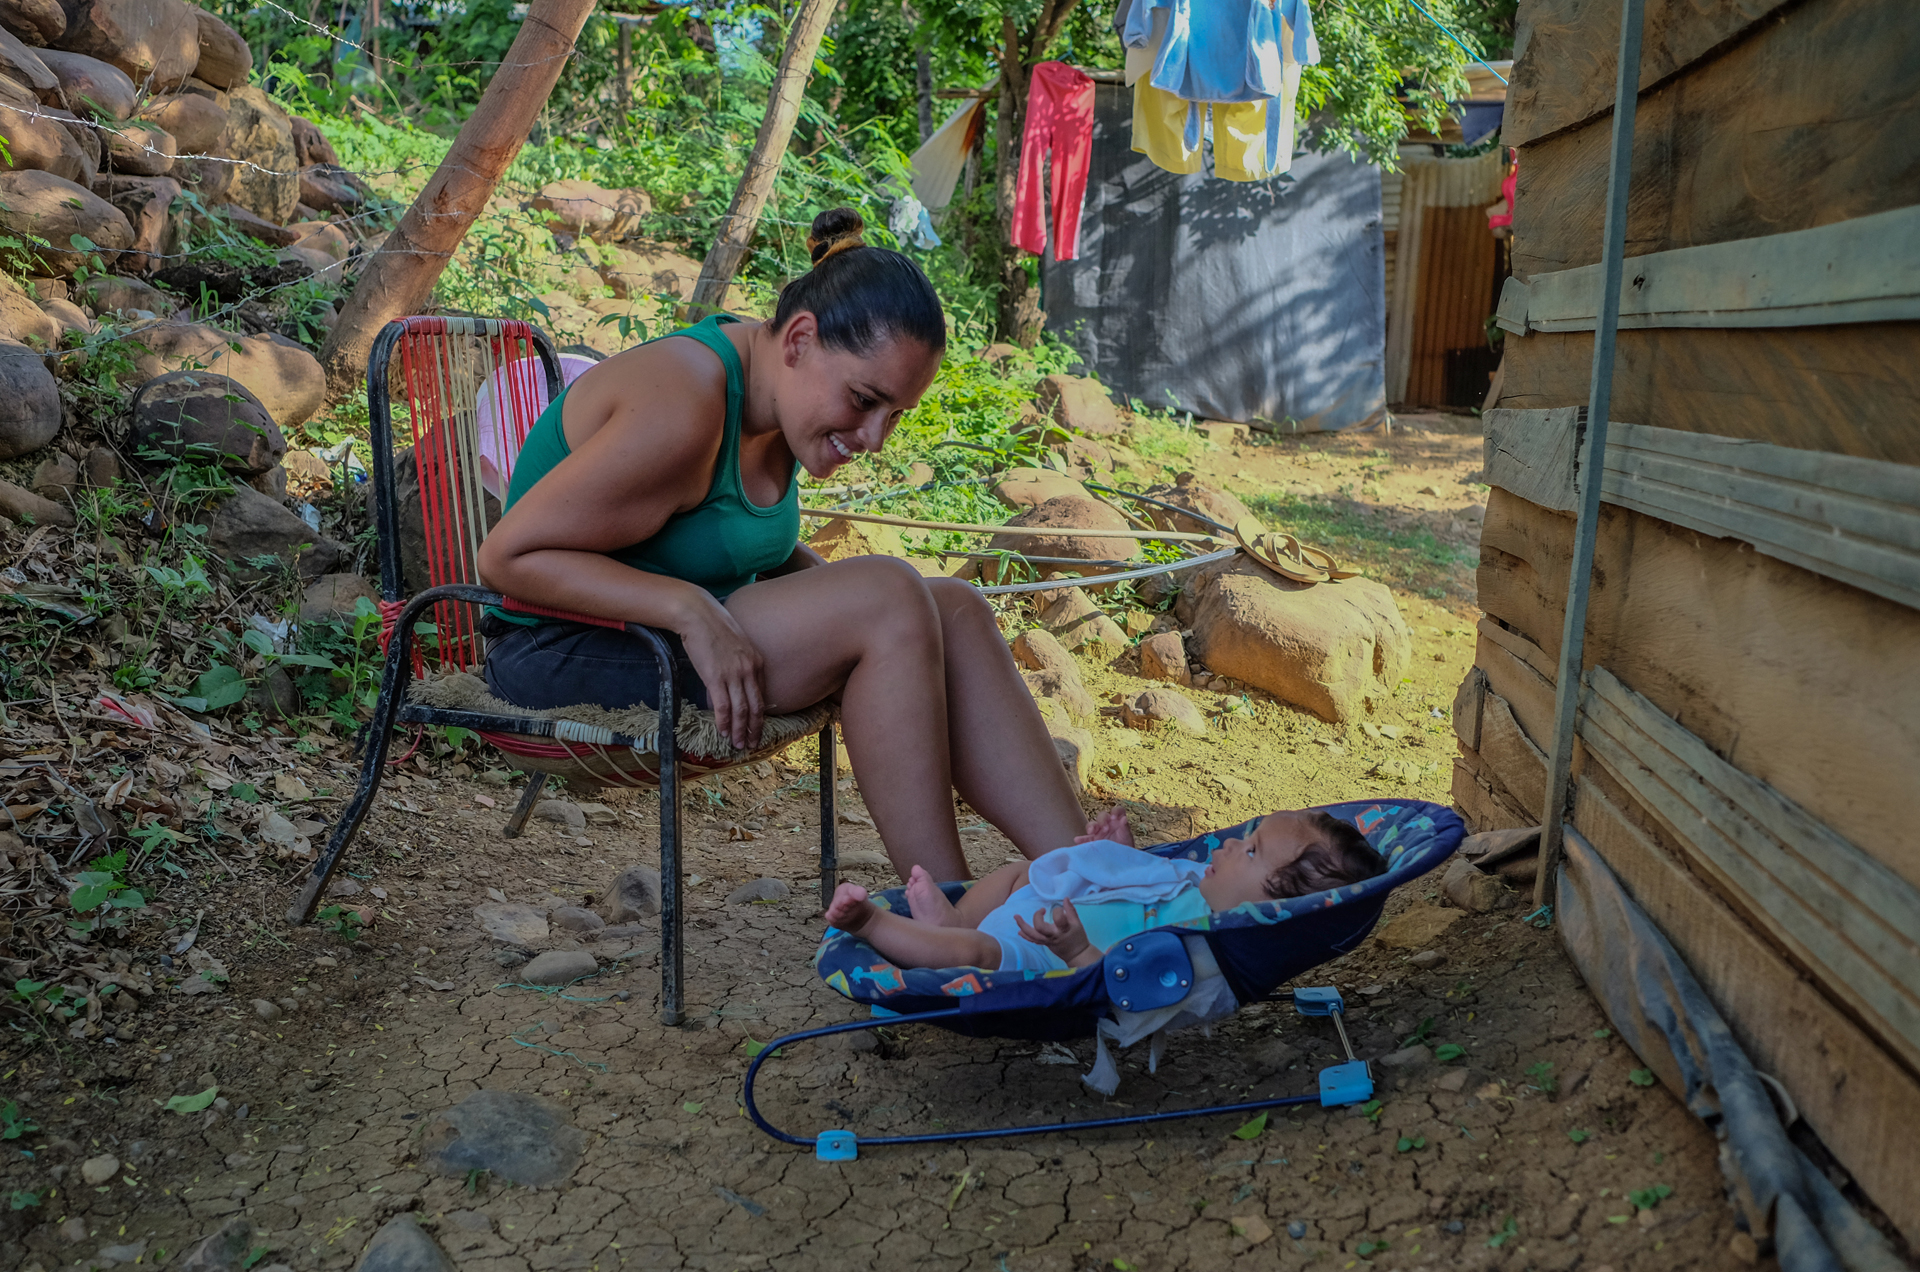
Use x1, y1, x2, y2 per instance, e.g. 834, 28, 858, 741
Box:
806, 207, 866, 265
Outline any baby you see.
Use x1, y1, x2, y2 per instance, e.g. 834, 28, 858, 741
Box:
823, 806, 1384, 974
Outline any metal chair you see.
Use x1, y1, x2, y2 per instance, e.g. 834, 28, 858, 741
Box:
288, 316, 840, 1026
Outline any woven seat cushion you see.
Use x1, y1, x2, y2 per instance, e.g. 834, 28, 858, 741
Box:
408, 671, 836, 787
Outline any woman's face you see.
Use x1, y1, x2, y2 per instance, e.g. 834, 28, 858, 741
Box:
774, 313, 942, 479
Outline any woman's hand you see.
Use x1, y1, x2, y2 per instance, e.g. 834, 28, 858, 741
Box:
678, 599, 766, 749
1013, 900, 1100, 968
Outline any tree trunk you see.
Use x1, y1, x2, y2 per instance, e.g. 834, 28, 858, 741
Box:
688, 0, 838, 312
318, 0, 598, 397
916, 42, 933, 143
617, 18, 634, 113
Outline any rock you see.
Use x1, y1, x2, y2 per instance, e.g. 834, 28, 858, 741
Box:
1255, 1037, 1297, 1073
1442, 856, 1513, 913
0, 24, 52, 100
288, 219, 350, 261
806, 515, 905, 561
139, 92, 225, 155
350, 1215, 455, 1272
492, 949, 527, 969
58, 1216, 87, 1241
130, 325, 327, 430
0, 169, 133, 273
288, 115, 336, 167
0, 0, 63, 44
176, 1218, 255, 1272
0, 476, 71, 524
193, 482, 345, 582
28, 450, 75, 498
529, 178, 649, 241
190, 9, 249, 88
299, 573, 376, 623
1230, 1214, 1273, 1245
253, 665, 299, 718
472, 902, 548, 945
131, 370, 285, 472
57, 0, 200, 90
1460, 825, 1540, 860
187, 85, 296, 223
1408, 949, 1446, 969
521, 950, 598, 985
532, 799, 585, 831
1137, 631, 1190, 686
421, 1089, 586, 1188
79, 1153, 120, 1184
1025, 669, 1096, 719
0, 81, 92, 182
0, 341, 60, 459
1185, 558, 1411, 723
1729, 1232, 1760, 1265
251, 998, 281, 1023
1373, 904, 1463, 950
101, 119, 174, 175
84, 445, 119, 485
597, 241, 700, 300
1139, 476, 1253, 536
1287, 1220, 1309, 1240
76, 268, 176, 319
549, 906, 604, 933
1010, 627, 1077, 679
37, 48, 132, 119
987, 494, 1138, 567
1432, 1067, 1470, 1093
0, 272, 59, 346
216, 200, 301, 247
577, 802, 618, 825
726, 877, 791, 905
1051, 435, 1113, 476
1046, 716, 1094, 792
1121, 687, 1208, 735
1036, 373, 1130, 436
991, 467, 1089, 513
598, 865, 661, 922
39, 295, 88, 336
1378, 1044, 1433, 1068
1036, 585, 1127, 654
297, 164, 363, 214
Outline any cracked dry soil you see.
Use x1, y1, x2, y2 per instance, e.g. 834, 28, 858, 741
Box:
8, 770, 1748, 1272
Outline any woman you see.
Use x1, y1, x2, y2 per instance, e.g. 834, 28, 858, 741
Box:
476, 209, 1085, 882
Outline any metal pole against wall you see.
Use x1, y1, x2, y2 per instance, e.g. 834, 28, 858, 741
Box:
1534, 0, 1647, 908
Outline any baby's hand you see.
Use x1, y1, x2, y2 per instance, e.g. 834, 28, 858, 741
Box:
1012, 900, 1099, 967
1075, 804, 1136, 848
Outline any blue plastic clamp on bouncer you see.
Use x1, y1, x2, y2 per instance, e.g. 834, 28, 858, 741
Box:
1294, 986, 1375, 1107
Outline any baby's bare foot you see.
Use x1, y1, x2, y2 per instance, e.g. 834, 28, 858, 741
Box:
1084, 804, 1136, 848
823, 882, 875, 933
904, 865, 962, 927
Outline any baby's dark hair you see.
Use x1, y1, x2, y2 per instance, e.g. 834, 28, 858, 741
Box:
772, 207, 946, 357
1262, 812, 1385, 900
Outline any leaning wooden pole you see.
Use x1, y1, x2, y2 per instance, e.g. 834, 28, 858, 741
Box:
319, 0, 599, 396
688, 0, 837, 311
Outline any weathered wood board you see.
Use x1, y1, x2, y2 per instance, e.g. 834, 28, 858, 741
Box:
1497, 322, 1920, 467
1569, 774, 1920, 1245
1503, 0, 1793, 148
1510, 0, 1920, 278
1477, 489, 1920, 887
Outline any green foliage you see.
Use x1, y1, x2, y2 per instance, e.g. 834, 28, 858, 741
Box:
317, 903, 365, 943
1525, 1060, 1558, 1093
164, 1086, 219, 1115
68, 848, 147, 933
1230, 1111, 1267, 1140
1395, 1135, 1426, 1152
1400, 1016, 1436, 1047
1628, 1067, 1657, 1087
1568, 1128, 1592, 1144
1629, 1183, 1674, 1211
1356, 1239, 1391, 1257
7, 1188, 39, 1210
1360, 1099, 1385, 1124
0, 1099, 36, 1140
1487, 1216, 1519, 1247
1433, 1043, 1466, 1063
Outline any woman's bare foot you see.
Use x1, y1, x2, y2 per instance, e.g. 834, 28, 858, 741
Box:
903, 865, 963, 927
1077, 804, 1136, 848
823, 882, 877, 934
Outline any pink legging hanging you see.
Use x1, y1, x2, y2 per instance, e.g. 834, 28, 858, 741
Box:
1013, 62, 1095, 261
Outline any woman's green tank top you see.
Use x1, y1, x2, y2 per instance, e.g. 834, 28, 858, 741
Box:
492, 315, 801, 622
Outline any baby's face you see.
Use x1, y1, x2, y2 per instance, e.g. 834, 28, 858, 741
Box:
1202, 811, 1319, 907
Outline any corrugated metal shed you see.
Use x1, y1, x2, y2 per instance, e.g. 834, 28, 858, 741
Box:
1383, 146, 1505, 405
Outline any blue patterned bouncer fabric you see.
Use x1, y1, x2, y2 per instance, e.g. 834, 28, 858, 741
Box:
813, 799, 1467, 1043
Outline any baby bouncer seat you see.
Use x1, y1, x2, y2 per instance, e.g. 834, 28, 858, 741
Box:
745, 799, 1465, 1159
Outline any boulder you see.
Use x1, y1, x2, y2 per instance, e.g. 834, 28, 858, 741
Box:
529, 179, 649, 241
28, 449, 74, 497
1185, 557, 1411, 723
726, 877, 791, 905
36, 47, 131, 119
193, 481, 345, 581
0, 169, 133, 272
1010, 627, 1078, 680
353, 1215, 457, 1272
0, 24, 53, 100
986, 494, 1138, 567
0, 475, 72, 523
56, 0, 200, 90
1036, 585, 1127, 654
521, 950, 598, 985
0, 339, 60, 458
288, 115, 336, 166
38, 295, 88, 335
1051, 435, 1112, 476
131, 370, 286, 472
597, 865, 661, 922
76, 269, 176, 318
1137, 630, 1190, 686
597, 241, 700, 300
990, 466, 1088, 513
0, 78, 93, 183
139, 91, 226, 154
101, 119, 174, 175
130, 324, 326, 430
1120, 687, 1208, 735
89, 174, 179, 276
190, 86, 296, 224
1026, 669, 1096, 720
1140, 475, 1253, 536
0, 271, 59, 345
1046, 715, 1095, 793
83, 445, 119, 485
806, 515, 904, 561
1441, 856, 1514, 913
287, 220, 349, 261
1036, 373, 1130, 436
218, 201, 299, 246
189, 9, 249, 89
0, 0, 63, 45
297, 164, 362, 214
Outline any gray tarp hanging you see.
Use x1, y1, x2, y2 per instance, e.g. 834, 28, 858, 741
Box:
1041, 83, 1386, 431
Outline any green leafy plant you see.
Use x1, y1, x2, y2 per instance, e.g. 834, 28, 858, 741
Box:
1487, 1216, 1519, 1247
1568, 1128, 1592, 1144
1400, 1017, 1436, 1047
1628, 1068, 1657, 1087
0, 1099, 36, 1140
1395, 1135, 1426, 1153
8, 1189, 39, 1211
68, 848, 147, 932
317, 903, 365, 943
1360, 1099, 1385, 1124
1434, 1043, 1466, 1063
1525, 1060, 1558, 1094
1629, 1183, 1674, 1211
1356, 1239, 1390, 1257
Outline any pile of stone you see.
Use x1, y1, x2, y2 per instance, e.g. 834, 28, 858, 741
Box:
519, 177, 708, 355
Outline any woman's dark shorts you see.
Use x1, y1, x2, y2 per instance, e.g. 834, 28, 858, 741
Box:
480, 613, 711, 711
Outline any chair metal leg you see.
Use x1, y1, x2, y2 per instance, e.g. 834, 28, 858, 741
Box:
633, 625, 685, 1027
503, 772, 548, 838
818, 723, 838, 910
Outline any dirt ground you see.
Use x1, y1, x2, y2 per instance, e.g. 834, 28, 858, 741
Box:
2, 415, 1759, 1271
